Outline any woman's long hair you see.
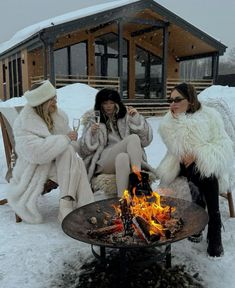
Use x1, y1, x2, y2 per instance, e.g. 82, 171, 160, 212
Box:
30, 82, 55, 131
94, 88, 127, 124
173, 82, 201, 113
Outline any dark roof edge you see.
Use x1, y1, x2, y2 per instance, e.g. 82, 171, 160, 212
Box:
147, 0, 227, 55
0, 0, 227, 58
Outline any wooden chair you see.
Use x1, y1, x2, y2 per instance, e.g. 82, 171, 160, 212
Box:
0, 107, 58, 222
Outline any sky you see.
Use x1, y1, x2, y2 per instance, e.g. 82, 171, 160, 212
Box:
0, 83, 235, 287
0, 0, 235, 58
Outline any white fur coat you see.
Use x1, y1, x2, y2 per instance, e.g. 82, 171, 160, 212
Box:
6, 105, 72, 223
156, 105, 234, 193
78, 110, 155, 181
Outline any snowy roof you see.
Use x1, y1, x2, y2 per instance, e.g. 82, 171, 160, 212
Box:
0, 0, 138, 55
0, 0, 226, 57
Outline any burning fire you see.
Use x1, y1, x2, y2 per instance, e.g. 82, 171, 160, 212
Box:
113, 189, 176, 239
87, 168, 183, 244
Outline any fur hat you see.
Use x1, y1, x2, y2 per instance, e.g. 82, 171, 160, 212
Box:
95, 88, 121, 107
24, 80, 56, 107
94, 88, 127, 121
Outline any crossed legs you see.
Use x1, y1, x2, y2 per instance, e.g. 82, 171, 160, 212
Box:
98, 134, 143, 196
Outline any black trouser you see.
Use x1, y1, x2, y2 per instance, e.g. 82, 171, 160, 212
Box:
179, 163, 220, 219
180, 163, 223, 254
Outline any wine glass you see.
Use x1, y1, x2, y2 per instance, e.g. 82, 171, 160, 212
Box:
72, 118, 80, 132
93, 110, 100, 124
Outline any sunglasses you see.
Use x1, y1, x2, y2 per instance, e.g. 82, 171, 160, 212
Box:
167, 97, 186, 104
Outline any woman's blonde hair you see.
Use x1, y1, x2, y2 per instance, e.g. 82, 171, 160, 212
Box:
30, 82, 56, 131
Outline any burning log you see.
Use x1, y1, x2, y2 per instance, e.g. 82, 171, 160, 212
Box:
120, 198, 134, 236
87, 224, 123, 239
163, 217, 184, 239
132, 216, 161, 244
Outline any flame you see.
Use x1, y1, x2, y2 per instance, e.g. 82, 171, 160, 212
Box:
114, 189, 175, 237
132, 165, 142, 181
112, 169, 176, 240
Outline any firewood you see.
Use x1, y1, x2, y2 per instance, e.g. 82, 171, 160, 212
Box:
87, 224, 123, 238
132, 216, 160, 243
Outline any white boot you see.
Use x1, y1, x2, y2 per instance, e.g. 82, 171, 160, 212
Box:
58, 198, 74, 223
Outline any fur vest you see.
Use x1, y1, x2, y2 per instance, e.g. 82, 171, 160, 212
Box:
78, 110, 155, 181
156, 105, 234, 193
6, 105, 72, 223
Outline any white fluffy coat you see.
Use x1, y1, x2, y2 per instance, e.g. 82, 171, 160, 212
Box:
7, 105, 75, 223
78, 110, 155, 181
156, 105, 234, 193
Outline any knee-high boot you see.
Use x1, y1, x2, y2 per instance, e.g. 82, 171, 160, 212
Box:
182, 163, 224, 256
198, 174, 224, 257
206, 211, 224, 257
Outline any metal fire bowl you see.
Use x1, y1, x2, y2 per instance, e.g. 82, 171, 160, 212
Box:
62, 196, 208, 249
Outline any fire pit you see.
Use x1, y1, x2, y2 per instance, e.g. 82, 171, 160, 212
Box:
62, 195, 208, 268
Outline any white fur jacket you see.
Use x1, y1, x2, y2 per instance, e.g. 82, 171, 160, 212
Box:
7, 105, 73, 224
156, 105, 234, 193
78, 110, 155, 181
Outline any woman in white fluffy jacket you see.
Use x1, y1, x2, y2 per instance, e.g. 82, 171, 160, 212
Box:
156, 82, 234, 258
7, 80, 94, 224
78, 88, 155, 196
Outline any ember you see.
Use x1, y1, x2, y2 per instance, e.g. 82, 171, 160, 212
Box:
88, 189, 184, 244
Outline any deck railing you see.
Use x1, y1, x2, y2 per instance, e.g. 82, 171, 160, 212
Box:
167, 78, 213, 96
31, 75, 120, 91
31, 76, 213, 98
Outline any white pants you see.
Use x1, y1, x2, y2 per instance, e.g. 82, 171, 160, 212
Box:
97, 134, 142, 196
50, 145, 94, 208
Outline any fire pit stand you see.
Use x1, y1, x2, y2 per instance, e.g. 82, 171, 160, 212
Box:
90, 243, 172, 268
62, 196, 208, 273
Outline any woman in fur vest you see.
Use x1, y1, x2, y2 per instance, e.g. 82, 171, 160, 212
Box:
78, 88, 155, 196
7, 80, 94, 224
156, 82, 234, 258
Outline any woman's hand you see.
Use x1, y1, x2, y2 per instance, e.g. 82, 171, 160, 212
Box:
181, 154, 195, 168
170, 108, 179, 118
91, 123, 99, 135
127, 106, 138, 116
67, 131, 78, 141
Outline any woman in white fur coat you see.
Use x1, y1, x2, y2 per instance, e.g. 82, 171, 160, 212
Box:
6, 80, 94, 224
78, 88, 155, 196
156, 82, 234, 258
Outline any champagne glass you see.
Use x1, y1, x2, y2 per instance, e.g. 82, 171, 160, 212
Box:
72, 118, 80, 132
93, 110, 100, 124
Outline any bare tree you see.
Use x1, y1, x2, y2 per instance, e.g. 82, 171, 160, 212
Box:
219, 47, 235, 75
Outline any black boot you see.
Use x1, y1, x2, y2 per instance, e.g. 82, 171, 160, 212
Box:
128, 171, 152, 196
207, 211, 224, 257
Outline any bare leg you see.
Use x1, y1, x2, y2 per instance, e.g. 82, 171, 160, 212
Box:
115, 153, 131, 196
101, 134, 142, 174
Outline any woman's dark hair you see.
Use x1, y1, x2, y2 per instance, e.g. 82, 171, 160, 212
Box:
94, 88, 127, 123
173, 82, 201, 113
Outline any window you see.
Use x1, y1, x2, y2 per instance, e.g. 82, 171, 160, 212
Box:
135, 46, 162, 99
54, 41, 87, 77
54, 48, 69, 75
71, 42, 87, 75
95, 33, 128, 96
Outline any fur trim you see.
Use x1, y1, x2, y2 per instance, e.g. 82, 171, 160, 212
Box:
24, 80, 56, 107
157, 105, 234, 192
92, 171, 157, 197
6, 107, 72, 223
79, 110, 155, 181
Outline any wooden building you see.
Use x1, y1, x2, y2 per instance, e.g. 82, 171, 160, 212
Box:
0, 0, 227, 101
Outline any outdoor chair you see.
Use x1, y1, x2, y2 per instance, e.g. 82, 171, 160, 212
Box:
0, 107, 58, 223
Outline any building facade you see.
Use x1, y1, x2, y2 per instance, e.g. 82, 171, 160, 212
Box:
0, 0, 226, 101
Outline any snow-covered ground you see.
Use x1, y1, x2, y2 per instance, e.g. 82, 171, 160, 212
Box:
0, 84, 235, 288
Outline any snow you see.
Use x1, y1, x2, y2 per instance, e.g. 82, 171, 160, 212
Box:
0, 0, 138, 55
0, 83, 235, 288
